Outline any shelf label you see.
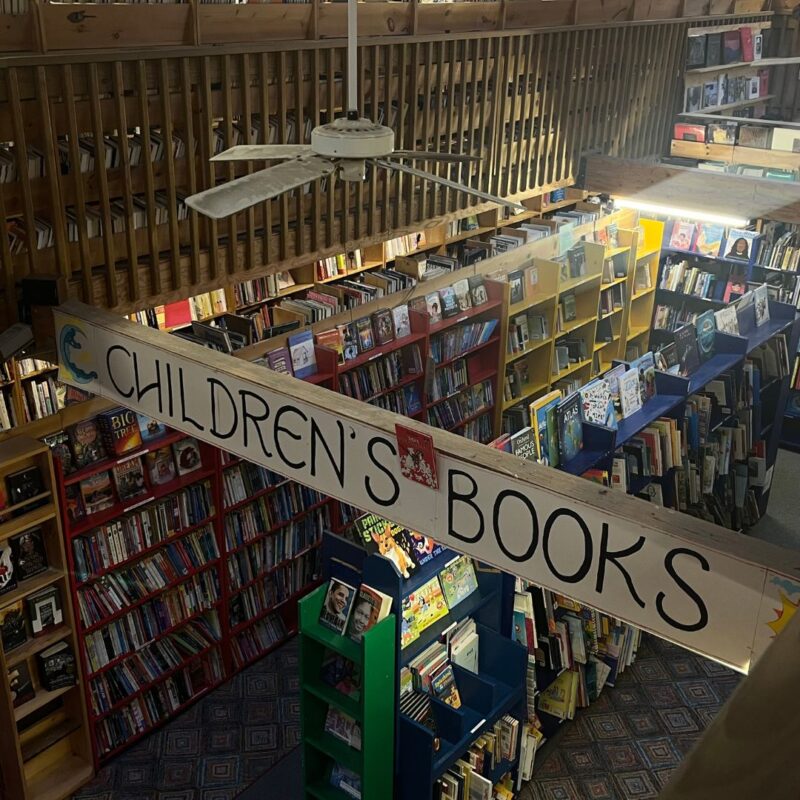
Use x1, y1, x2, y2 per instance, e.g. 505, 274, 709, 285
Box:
471, 719, 486, 734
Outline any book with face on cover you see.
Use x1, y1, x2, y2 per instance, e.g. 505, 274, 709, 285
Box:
345, 584, 393, 642
392, 304, 412, 339
319, 578, 358, 635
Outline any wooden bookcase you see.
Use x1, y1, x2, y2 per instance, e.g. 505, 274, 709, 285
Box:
0, 437, 93, 800
298, 582, 396, 800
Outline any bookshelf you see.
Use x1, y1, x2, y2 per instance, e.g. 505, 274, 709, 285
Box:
0, 437, 93, 800
52, 422, 332, 766
299, 582, 395, 800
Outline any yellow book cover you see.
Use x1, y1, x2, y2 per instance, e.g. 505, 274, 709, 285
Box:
537, 669, 573, 720
401, 575, 449, 648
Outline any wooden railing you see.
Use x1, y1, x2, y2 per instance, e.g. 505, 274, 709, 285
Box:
0, 12, 771, 328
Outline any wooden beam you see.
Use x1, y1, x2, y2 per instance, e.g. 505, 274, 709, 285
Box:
583, 154, 800, 224
671, 139, 800, 171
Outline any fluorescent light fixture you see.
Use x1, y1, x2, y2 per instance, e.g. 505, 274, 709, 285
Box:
613, 197, 749, 228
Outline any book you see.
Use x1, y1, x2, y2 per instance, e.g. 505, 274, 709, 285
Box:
320, 652, 361, 697
172, 437, 203, 476
668, 221, 695, 251
674, 324, 701, 377
430, 663, 461, 708
63, 485, 85, 523
26, 586, 62, 635
631, 352, 657, 403
288, 330, 318, 379
146, 446, 176, 485
425, 292, 443, 323
339, 324, 359, 362
372, 309, 395, 345
508, 271, 524, 305
452, 279, 472, 312
43, 431, 73, 474
97, 407, 143, 456
715, 305, 740, 335
510, 427, 537, 461
438, 555, 478, 609
5, 466, 44, 510
556, 392, 583, 464
67, 419, 107, 469
392, 304, 411, 339
401, 575, 449, 648
396, 426, 438, 490
657, 342, 680, 375
754, 283, 770, 327
468, 276, 488, 307
346, 584, 393, 642
324, 707, 362, 750
723, 29, 742, 63
8, 660, 34, 707
36, 640, 77, 691
79, 471, 114, 516
579, 379, 616, 428
619, 368, 643, 418
724, 229, 758, 262
330, 765, 362, 799
405, 533, 444, 567
0, 601, 27, 652
529, 390, 562, 467
319, 579, 358, 635
723, 275, 747, 303
10, 528, 47, 581
604, 363, 626, 418
355, 316, 376, 352
693, 224, 724, 257
439, 286, 460, 318
112, 456, 147, 502
354, 515, 417, 579
687, 35, 707, 68
694, 310, 717, 362
136, 413, 168, 443
264, 346, 293, 375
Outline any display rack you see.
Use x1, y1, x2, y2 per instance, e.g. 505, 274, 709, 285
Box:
299, 582, 396, 800
0, 437, 93, 800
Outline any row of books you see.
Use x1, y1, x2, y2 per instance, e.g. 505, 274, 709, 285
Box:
507, 310, 549, 356
83, 571, 221, 673
429, 358, 470, 402
222, 485, 328, 551
460, 413, 494, 444
7, 640, 77, 712
221, 461, 286, 508
88, 612, 221, 716
426, 379, 494, 431
231, 613, 288, 670
664, 219, 759, 263
431, 319, 498, 364
0, 387, 17, 430
686, 24, 764, 69
20, 374, 67, 423
659, 260, 719, 299
685, 69, 769, 113
70, 481, 215, 582
315, 250, 364, 282
338, 344, 424, 401
127, 290, 229, 331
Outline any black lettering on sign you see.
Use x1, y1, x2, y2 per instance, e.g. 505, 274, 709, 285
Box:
365, 436, 399, 506
178, 366, 205, 432
311, 418, 346, 488
542, 508, 592, 584
134, 353, 163, 412
239, 390, 273, 458
595, 523, 646, 609
657, 548, 709, 632
274, 405, 308, 471
166, 362, 175, 417
492, 489, 539, 562
106, 345, 133, 398
208, 378, 238, 439
447, 469, 484, 544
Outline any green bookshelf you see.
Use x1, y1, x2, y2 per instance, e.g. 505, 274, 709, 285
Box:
300, 583, 396, 800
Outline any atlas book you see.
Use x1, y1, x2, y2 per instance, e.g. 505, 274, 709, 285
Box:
438, 555, 479, 609
345, 584, 393, 642
97, 407, 143, 456
319, 578, 358, 635
79, 470, 115, 516
146, 446, 177, 485
67, 419, 108, 469
10, 528, 47, 581
288, 330, 318, 378
112, 457, 147, 502
694, 310, 717, 361
172, 437, 203, 476
556, 392, 583, 464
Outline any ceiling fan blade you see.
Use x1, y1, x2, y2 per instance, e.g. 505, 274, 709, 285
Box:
387, 150, 481, 164
186, 156, 335, 219
211, 144, 313, 162
374, 159, 526, 215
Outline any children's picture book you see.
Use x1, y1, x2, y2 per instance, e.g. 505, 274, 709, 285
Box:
400, 575, 449, 649
556, 392, 583, 464
396, 424, 438, 490
353, 514, 417, 579
630, 352, 657, 403
579, 379, 617, 429
430, 663, 462, 708
694, 309, 717, 362
392, 304, 411, 339
468, 276, 489, 307
146, 446, 176, 485
619, 368, 643, 418
452, 279, 472, 312
339, 324, 359, 362
529, 390, 562, 467
136, 413, 167, 443
324, 707, 362, 751
692, 223, 724, 257
80, 471, 115, 516
406, 533, 445, 567
438, 555, 479, 609
425, 292, 443, 323
723, 229, 758, 262
668, 221, 695, 251
112, 457, 147, 502
604, 363, 626, 419
674, 324, 701, 377
97, 407, 143, 456
714, 305, 740, 336
318, 578, 358, 635
288, 330, 318, 379
0, 601, 27, 652
439, 286, 460, 318
10, 528, 47, 581
754, 283, 770, 327
67, 419, 107, 469
372, 308, 395, 345
723, 275, 747, 303
172, 437, 203, 476
345, 584, 393, 642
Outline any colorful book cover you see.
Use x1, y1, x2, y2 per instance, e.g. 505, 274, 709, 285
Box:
630, 352, 657, 403
694, 310, 717, 362
528, 390, 562, 466
324, 707, 362, 750
556, 392, 583, 464
754, 283, 770, 327
619, 368, 643, 418
288, 330, 318, 379
146, 446, 177, 485
96, 407, 143, 456
318, 579, 358, 635
353, 514, 417, 579
338, 324, 359, 362
67, 419, 107, 469
315, 328, 344, 364
354, 317, 375, 353
266, 346, 294, 375
723, 228, 758, 262
438, 555, 479, 609
406, 533, 445, 567
372, 309, 395, 345
396, 424, 438, 490
439, 286, 460, 318
112, 457, 147, 502
668, 221, 696, 251
674, 324, 701, 377
693, 223, 724, 257
401, 576, 449, 649
723, 275, 747, 303
320, 651, 362, 697
79, 471, 115, 516
172, 437, 203, 477
345, 584, 393, 642
392, 304, 412, 339
604, 363, 627, 419
430, 663, 462, 708
425, 292, 443, 323
509, 427, 537, 461
136, 413, 167, 443
579, 378, 617, 429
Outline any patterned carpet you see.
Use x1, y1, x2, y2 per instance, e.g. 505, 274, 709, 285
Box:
521, 633, 742, 800
71, 639, 301, 800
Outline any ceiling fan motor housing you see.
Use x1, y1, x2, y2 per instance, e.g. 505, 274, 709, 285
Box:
311, 117, 395, 160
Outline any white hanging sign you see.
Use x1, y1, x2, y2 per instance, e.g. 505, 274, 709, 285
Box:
54, 301, 799, 673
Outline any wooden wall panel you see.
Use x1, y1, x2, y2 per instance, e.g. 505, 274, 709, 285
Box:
0, 18, 765, 325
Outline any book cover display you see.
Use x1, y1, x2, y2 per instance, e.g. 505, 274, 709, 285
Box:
146, 446, 177, 485
172, 437, 203, 476
345, 585, 392, 642
674, 324, 701, 377
67, 419, 107, 469
136, 413, 168, 443
318, 578, 358, 635
79, 470, 115, 516
27, 586, 63, 635
10, 528, 48, 581
529, 390, 562, 467
438, 555, 479, 609
112, 457, 147, 501
6, 466, 45, 510
37, 640, 77, 691
556, 393, 583, 464
353, 514, 417, 579
0, 601, 27, 652
97, 407, 143, 456
396, 425, 438, 490
401, 575, 448, 649
694, 310, 717, 362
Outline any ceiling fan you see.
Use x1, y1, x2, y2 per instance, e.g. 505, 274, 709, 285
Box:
184, 0, 525, 220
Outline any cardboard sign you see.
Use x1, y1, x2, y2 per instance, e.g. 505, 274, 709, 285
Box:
54, 302, 800, 673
